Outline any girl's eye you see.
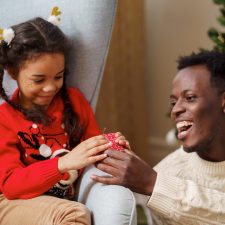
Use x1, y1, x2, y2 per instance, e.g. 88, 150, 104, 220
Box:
55, 75, 63, 80
33, 79, 44, 84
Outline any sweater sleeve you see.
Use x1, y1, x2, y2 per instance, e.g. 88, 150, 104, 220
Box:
147, 173, 225, 223
0, 122, 66, 199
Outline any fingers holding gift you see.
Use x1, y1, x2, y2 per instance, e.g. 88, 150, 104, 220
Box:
79, 135, 108, 149
103, 131, 131, 151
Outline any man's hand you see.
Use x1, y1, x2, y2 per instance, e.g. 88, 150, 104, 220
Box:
91, 149, 157, 195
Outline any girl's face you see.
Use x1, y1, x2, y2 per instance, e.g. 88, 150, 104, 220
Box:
10, 53, 65, 110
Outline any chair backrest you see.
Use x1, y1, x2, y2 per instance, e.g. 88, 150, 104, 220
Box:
0, 0, 117, 110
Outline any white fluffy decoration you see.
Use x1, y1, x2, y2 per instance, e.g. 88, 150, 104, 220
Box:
39, 144, 52, 157
3, 28, 15, 45
48, 16, 60, 26
50, 149, 69, 159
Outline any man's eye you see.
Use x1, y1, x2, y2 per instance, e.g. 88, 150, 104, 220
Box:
186, 95, 196, 101
170, 99, 176, 107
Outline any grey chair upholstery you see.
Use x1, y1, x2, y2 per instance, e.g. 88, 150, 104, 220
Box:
0, 1, 137, 225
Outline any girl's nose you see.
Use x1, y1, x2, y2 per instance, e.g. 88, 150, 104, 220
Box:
42, 83, 57, 92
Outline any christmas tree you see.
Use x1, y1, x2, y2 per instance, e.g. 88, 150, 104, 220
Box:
208, 0, 225, 51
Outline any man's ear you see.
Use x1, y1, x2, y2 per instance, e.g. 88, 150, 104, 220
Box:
6, 67, 17, 80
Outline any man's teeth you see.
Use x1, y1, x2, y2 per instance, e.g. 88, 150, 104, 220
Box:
176, 121, 193, 130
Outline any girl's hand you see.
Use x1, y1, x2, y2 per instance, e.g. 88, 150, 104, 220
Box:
58, 135, 112, 173
114, 132, 131, 150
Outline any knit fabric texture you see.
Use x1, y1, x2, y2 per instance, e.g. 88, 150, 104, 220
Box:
148, 147, 225, 225
0, 87, 100, 199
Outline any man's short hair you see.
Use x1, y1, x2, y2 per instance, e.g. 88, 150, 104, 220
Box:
177, 50, 225, 93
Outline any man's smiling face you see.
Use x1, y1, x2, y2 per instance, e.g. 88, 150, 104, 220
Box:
170, 65, 224, 155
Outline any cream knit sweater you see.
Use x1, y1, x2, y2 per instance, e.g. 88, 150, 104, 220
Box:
147, 147, 225, 225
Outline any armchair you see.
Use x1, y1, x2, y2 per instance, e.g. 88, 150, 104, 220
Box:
0, 0, 137, 224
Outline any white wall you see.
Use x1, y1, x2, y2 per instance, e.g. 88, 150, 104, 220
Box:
144, 0, 220, 165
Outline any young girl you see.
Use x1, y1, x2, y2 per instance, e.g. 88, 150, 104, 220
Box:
0, 14, 128, 225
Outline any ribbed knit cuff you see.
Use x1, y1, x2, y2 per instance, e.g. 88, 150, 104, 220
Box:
147, 173, 183, 215
37, 157, 67, 183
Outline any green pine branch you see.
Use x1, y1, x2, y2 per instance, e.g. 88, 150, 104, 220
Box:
208, 0, 225, 51
213, 0, 225, 6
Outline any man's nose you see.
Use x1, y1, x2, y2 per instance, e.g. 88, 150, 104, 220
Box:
171, 99, 185, 118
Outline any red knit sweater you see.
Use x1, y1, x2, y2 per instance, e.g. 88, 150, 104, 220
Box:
0, 88, 100, 199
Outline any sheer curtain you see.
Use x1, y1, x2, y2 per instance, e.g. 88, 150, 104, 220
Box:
96, 0, 149, 160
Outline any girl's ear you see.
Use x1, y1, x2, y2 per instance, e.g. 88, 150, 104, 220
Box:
221, 92, 225, 114
6, 67, 17, 80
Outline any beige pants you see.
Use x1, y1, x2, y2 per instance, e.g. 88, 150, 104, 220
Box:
0, 194, 91, 225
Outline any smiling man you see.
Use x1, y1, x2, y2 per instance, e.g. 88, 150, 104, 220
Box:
92, 50, 225, 224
